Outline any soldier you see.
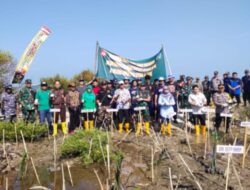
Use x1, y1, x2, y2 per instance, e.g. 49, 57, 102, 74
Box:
135, 84, 151, 135
129, 80, 139, 118
179, 76, 193, 109
50, 80, 67, 136
202, 76, 211, 106
1, 85, 17, 122
18, 79, 36, 123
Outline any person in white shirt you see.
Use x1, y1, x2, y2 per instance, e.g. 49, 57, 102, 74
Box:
158, 86, 176, 136
110, 80, 131, 133
188, 85, 207, 138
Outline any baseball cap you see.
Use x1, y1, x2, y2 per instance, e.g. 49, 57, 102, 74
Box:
25, 79, 32, 84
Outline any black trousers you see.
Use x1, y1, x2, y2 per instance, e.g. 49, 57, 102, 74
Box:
230, 94, 241, 104
243, 92, 250, 105
118, 109, 130, 123
215, 113, 231, 132
83, 112, 94, 120
68, 107, 80, 132
193, 114, 206, 126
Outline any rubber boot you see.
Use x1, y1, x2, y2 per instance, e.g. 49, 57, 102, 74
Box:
84, 121, 89, 130
118, 123, 123, 133
195, 125, 200, 136
89, 120, 94, 130
125, 123, 130, 133
53, 123, 58, 136
167, 123, 172, 136
201, 125, 206, 137
136, 122, 142, 136
61, 122, 67, 135
145, 122, 150, 135
161, 124, 166, 135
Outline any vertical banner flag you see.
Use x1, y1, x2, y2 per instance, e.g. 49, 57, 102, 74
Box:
96, 45, 167, 81
12, 26, 51, 84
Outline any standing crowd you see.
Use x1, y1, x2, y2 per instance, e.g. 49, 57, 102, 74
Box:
1, 69, 250, 137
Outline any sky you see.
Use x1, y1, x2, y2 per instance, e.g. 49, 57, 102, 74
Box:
1, 0, 250, 83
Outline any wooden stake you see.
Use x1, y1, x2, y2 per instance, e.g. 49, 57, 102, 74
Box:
61, 163, 66, 190
66, 162, 74, 186
94, 169, 104, 190
14, 123, 18, 148
98, 135, 107, 167
232, 159, 243, 190
30, 157, 41, 185
242, 126, 248, 168
20, 130, 29, 158
88, 138, 93, 158
169, 167, 173, 190
151, 146, 154, 182
106, 144, 111, 179
53, 136, 57, 169
5, 176, 8, 190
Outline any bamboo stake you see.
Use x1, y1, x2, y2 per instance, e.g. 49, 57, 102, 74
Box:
2, 130, 10, 169
88, 138, 93, 158
61, 163, 66, 190
169, 167, 173, 190
242, 126, 248, 168
116, 129, 132, 145
174, 175, 181, 190
94, 169, 104, 190
98, 135, 107, 167
106, 144, 111, 179
53, 136, 57, 169
66, 162, 74, 186
20, 130, 29, 158
151, 146, 154, 182
232, 159, 243, 190
30, 157, 41, 185
5, 176, 8, 190
14, 123, 18, 148
106, 178, 109, 190
178, 154, 202, 190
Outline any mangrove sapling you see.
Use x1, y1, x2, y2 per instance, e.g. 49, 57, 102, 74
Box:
112, 151, 124, 190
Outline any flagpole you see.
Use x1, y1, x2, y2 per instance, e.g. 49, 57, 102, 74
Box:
162, 44, 173, 75
94, 41, 99, 77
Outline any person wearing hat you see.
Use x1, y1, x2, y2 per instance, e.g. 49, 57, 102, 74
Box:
158, 86, 176, 136
202, 76, 211, 106
179, 76, 193, 109
66, 82, 81, 133
211, 71, 223, 94
82, 85, 96, 130
18, 79, 36, 123
188, 85, 207, 141
50, 80, 67, 136
242, 69, 250, 106
135, 84, 151, 136
110, 80, 131, 133
35, 81, 52, 129
228, 72, 242, 105
1, 85, 17, 122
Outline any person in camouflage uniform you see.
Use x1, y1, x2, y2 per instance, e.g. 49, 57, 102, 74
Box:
18, 79, 36, 123
135, 84, 151, 135
179, 76, 193, 109
1, 85, 17, 122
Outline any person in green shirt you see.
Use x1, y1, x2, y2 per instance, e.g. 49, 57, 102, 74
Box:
82, 85, 96, 130
35, 81, 52, 130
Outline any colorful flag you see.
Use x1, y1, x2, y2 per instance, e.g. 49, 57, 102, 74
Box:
96, 45, 167, 81
12, 26, 51, 84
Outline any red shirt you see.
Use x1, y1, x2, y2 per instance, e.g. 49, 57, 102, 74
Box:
92, 86, 100, 96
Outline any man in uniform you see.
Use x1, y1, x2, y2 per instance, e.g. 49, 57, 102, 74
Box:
1, 85, 17, 122
18, 79, 36, 123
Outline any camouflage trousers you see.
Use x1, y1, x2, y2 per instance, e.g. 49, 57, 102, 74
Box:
96, 106, 113, 129
22, 108, 36, 123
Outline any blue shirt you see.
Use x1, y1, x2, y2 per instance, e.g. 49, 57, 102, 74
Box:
229, 78, 241, 95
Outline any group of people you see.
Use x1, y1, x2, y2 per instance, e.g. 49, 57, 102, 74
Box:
0, 69, 249, 138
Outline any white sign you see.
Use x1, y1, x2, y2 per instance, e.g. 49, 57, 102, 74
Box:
106, 108, 118, 113
50, 108, 61, 113
203, 108, 215, 113
216, 145, 244, 154
179, 109, 193, 113
81, 109, 96, 113
240, 122, 250, 127
134, 107, 146, 111
220, 113, 233, 118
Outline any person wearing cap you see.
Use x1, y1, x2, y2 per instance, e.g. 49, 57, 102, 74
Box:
110, 80, 131, 133
211, 71, 223, 94
158, 86, 175, 136
179, 76, 193, 109
144, 75, 152, 91
242, 69, 250, 106
1, 85, 17, 122
66, 82, 81, 133
18, 79, 36, 123
135, 84, 151, 136
50, 80, 67, 136
129, 80, 139, 118
228, 72, 242, 105
82, 85, 96, 130
223, 72, 231, 93
35, 81, 52, 129
213, 84, 231, 133
202, 76, 211, 106
188, 85, 207, 141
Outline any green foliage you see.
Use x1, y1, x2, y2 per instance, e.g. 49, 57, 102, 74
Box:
41, 74, 70, 91
0, 121, 47, 141
61, 129, 123, 165
71, 70, 94, 83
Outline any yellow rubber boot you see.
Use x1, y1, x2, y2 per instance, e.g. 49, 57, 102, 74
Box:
195, 125, 200, 136
89, 120, 94, 130
118, 123, 123, 133
161, 124, 166, 135
84, 121, 89, 130
125, 123, 130, 133
61, 122, 67, 135
167, 123, 172, 136
145, 122, 150, 135
201, 125, 207, 137
53, 123, 58, 136
136, 123, 142, 136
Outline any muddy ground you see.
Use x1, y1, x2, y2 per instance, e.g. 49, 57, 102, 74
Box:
1, 118, 250, 190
